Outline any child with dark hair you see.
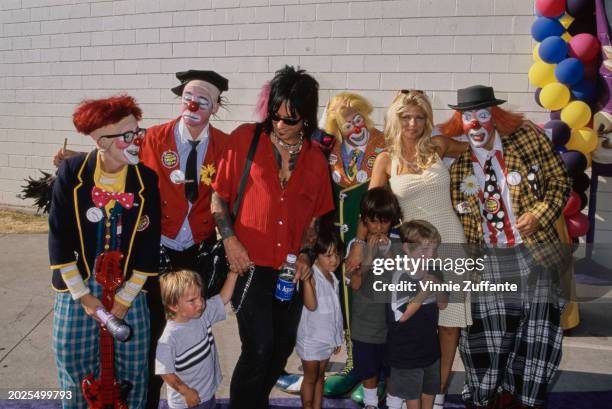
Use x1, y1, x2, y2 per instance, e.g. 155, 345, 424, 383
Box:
386, 220, 446, 409
295, 230, 345, 409
347, 187, 402, 409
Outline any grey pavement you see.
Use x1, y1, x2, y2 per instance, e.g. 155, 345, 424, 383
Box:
1, 234, 612, 401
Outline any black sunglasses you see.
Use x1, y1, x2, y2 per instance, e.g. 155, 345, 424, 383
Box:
271, 114, 301, 126
99, 127, 147, 144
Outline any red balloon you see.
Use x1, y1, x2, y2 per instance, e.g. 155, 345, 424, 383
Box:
566, 213, 590, 238
568, 33, 601, 63
563, 191, 582, 216
536, 0, 566, 17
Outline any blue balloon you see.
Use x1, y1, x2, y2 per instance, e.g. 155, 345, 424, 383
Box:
555, 58, 584, 85
555, 146, 568, 154
544, 120, 571, 147
571, 79, 597, 102
531, 17, 565, 42
539, 36, 569, 63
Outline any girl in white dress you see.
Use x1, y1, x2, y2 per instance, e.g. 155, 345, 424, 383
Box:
347, 90, 469, 408
296, 231, 344, 409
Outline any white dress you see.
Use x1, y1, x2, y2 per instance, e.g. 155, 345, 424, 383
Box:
295, 264, 344, 361
389, 157, 472, 328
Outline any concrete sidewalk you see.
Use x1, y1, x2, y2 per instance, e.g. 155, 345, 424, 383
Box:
1, 234, 612, 402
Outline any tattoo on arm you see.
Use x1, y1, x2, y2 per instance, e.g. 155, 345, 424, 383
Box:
211, 192, 235, 240
300, 217, 318, 250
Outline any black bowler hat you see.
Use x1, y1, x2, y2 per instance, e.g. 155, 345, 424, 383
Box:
171, 70, 229, 96
448, 85, 506, 111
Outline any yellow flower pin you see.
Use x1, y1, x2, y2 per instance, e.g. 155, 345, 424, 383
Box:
200, 164, 216, 186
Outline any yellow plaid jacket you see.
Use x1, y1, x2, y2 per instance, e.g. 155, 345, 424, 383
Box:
449, 122, 570, 246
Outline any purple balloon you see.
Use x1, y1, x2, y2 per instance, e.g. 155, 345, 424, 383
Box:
578, 191, 588, 210
555, 58, 584, 85
531, 17, 565, 42
544, 120, 571, 146
572, 172, 590, 193
567, 0, 595, 18
540, 36, 569, 64
568, 16, 597, 36
535, 88, 543, 107
571, 79, 597, 102
562, 150, 588, 176
550, 110, 562, 120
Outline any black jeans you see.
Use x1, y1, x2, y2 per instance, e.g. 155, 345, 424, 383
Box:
229, 266, 304, 409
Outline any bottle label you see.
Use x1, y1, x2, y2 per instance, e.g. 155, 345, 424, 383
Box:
275, 274, 295, 301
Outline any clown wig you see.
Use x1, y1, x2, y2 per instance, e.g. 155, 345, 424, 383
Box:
73, 95, 142, 135
384, 91, 437, 170
438, 106, 524, 138
324, 92, 375, 144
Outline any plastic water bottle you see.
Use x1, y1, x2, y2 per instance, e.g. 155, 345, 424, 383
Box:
275, 254, 297, 301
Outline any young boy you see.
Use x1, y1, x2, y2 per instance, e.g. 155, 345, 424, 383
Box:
155, 270, 238, 409
348, 187, 402, 409
386, 220, 446, 409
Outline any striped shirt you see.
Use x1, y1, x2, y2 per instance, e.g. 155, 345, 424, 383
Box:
156, 295, 225, 409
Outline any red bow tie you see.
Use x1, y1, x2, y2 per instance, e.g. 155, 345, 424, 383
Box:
91, 186, 134, 209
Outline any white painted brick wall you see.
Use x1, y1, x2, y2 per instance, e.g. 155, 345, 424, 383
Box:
0, 0, 572, 213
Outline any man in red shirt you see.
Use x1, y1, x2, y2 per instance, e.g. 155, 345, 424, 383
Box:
211, 66, 334, 409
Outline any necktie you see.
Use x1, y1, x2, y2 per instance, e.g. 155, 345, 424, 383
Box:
482, 156, 508, 231
185, 140, 200, 203
347, 149, 361, 180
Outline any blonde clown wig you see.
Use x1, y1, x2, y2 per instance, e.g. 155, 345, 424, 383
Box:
324, 92, 375, 143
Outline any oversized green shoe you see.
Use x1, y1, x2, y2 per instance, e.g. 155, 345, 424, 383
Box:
323, 371, 359, 397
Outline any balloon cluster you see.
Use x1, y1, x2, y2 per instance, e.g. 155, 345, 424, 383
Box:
530, 0, 599, 239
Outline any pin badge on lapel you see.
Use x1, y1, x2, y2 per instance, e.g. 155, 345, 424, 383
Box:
86, 207, 104, 223
507, 171, 522, 186
456, 201, 471, 214
356, 170, 368, 183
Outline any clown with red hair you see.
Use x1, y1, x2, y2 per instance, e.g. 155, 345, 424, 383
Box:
442, 85, 571, 408
49, 95, 161, 408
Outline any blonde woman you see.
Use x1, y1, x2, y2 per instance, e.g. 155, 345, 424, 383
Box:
346, 90, 469, 409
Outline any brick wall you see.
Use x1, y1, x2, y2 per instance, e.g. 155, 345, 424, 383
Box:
0, 0, 554, 207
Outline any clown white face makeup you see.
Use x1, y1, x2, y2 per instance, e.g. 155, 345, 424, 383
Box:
181, 81, 219, 131
341, 111, 369, 148
462, 108, 495, 150
92, 115, 144, 171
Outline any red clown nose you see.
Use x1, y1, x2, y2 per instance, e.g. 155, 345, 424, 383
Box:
132, 136, 143, 146
469, 119, 481, 130
187, 100, 199, 112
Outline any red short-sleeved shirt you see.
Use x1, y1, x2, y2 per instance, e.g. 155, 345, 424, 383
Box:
212, 123, 334, 268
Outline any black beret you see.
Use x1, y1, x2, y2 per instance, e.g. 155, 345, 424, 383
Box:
171, 70, 229, 96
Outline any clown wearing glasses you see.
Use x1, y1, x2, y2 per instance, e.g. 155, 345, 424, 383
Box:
49, 95, 161, 408
440, 85, 571, 409
54, 70, 231, 409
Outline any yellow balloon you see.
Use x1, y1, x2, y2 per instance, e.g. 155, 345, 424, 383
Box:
540, 82, 571, 111
561, 101, 592, 129
566, 127, 598, 155
562, 31, 573, 42
528, 61, 556, 88
560, 13, 574, 29
533, 43, 541, 62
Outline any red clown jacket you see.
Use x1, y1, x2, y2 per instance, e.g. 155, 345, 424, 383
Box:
140, 117, 230, 244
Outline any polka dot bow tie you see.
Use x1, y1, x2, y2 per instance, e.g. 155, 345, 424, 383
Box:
91, 186, 134, 209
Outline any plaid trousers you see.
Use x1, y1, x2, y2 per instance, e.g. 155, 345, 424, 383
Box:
459, 247, 563, 408
52, 279, 150, 409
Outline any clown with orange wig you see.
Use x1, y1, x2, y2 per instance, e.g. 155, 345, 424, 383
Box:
49, 95, 161, 408
441, 85, 570, 408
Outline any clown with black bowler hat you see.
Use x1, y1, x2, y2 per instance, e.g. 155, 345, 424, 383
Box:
440, 85, 571, 409
140, 69, 231, 409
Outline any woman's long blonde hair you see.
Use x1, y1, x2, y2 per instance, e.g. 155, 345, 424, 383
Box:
384, 91, 437, 170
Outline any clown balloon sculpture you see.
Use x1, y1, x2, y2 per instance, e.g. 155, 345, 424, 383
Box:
441, 85, 571, 409
48, 95, 161, 408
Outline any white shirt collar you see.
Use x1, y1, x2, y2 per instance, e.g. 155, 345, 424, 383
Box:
472, 131, 502, 167
178, 118, 209, 144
